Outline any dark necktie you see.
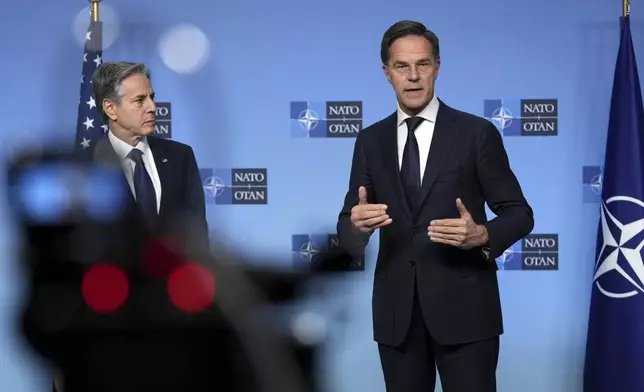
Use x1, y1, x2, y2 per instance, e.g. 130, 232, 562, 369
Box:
127, 149, 158, 229
400, 116, 424, 215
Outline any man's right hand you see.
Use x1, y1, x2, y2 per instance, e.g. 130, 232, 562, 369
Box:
350, 186, 393, 233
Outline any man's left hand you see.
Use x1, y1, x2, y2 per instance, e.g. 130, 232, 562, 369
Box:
427, 198, 488, 249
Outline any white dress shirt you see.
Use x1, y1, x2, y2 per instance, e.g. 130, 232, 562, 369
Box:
108, 131, 162, 213
396, 95, 440, 183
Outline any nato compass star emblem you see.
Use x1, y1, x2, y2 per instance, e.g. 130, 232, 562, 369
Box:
590, 173, 603, 195
297, 108, 320, 133
496, 247, 515, 270
593, 195, 644, 298
291, 234, 328, 267
202, 175, 226, 198
490, 105, 514, 130
297, 238, 321, 264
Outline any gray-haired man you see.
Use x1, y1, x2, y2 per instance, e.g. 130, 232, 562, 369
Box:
90, 61, 209, 254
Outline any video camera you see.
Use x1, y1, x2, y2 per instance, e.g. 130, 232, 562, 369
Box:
6, 146, 358, 392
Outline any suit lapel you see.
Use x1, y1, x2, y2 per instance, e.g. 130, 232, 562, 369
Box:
147, 137, 171, 217
418, 101, 461, 212
378, 112, 413, 222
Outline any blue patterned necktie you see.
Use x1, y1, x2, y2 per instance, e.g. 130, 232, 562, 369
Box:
400, 116, 424, 215
127, 149, 158, 229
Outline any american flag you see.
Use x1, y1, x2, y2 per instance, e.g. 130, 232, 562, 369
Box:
75, 13, 107, 155
57, 13, 106, 389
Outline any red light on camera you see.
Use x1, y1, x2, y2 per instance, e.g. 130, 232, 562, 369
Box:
82, 263, 129, 313
167, 263, 215, 313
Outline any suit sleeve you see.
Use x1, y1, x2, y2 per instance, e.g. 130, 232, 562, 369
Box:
476, 122, 534, 260
184, 146, 210, 255
336, 131, 373, 259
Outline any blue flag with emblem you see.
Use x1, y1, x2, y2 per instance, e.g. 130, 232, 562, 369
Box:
74, 12, 106, 155
583, 15, 644, 392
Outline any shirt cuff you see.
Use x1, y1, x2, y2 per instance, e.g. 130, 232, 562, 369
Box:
481, 245, 491, 261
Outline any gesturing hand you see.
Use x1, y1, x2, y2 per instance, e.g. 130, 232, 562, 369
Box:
427, 198, 487, 249
350, 186, 393, 233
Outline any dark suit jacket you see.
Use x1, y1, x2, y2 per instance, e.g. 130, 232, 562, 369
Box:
337, 99, 534, 347
90, 134, 209, 259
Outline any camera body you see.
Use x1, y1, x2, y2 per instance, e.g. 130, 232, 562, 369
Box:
7, 147, 338, 392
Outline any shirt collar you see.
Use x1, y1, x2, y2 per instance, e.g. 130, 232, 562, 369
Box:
396, 94, 440, 127
108, 131, 151, 161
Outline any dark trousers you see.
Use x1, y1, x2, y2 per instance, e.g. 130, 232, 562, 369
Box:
378, 274, 499, 392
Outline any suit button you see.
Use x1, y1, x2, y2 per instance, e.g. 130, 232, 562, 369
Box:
412, 229, 417, 236
409, 260, 416, 267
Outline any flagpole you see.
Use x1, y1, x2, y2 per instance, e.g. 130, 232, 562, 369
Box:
623, 0, 630, 17
90, 0, 101, 22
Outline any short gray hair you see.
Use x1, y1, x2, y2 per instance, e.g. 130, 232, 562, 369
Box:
92, 61, 151, 124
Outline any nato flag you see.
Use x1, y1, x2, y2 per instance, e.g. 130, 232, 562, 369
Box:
584, 16, 644, 392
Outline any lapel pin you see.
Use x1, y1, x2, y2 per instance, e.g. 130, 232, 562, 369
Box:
162, 158, 168, 163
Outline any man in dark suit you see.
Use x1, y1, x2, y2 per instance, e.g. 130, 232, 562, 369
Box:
336, 21, 534, 392
89, 61, 209, 255
49, 61, 212, 392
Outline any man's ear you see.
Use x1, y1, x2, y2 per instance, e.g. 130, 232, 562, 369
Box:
102, 98, 118, 122
383, 64, 392, 84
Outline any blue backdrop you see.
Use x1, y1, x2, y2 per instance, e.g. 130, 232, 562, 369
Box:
0, 0, 639, 391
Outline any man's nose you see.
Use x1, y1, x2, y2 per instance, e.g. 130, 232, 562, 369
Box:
410, 67, 422, 79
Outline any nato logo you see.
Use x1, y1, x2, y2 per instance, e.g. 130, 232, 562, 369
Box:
592, 194, 644, 299
154, 102, 172, 139
484, 99, 558, 136
291, 234, 364, 271
290, 101, 362, 138
200, 168, 267, 205
582, 166, 603, 203
496, 234, 559, 270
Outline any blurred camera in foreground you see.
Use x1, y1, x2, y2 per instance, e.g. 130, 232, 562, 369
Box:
6, 145, 358, 392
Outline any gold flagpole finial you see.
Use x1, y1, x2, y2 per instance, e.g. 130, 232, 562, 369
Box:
623, 0, 631, 17
89, 0, 102, 22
